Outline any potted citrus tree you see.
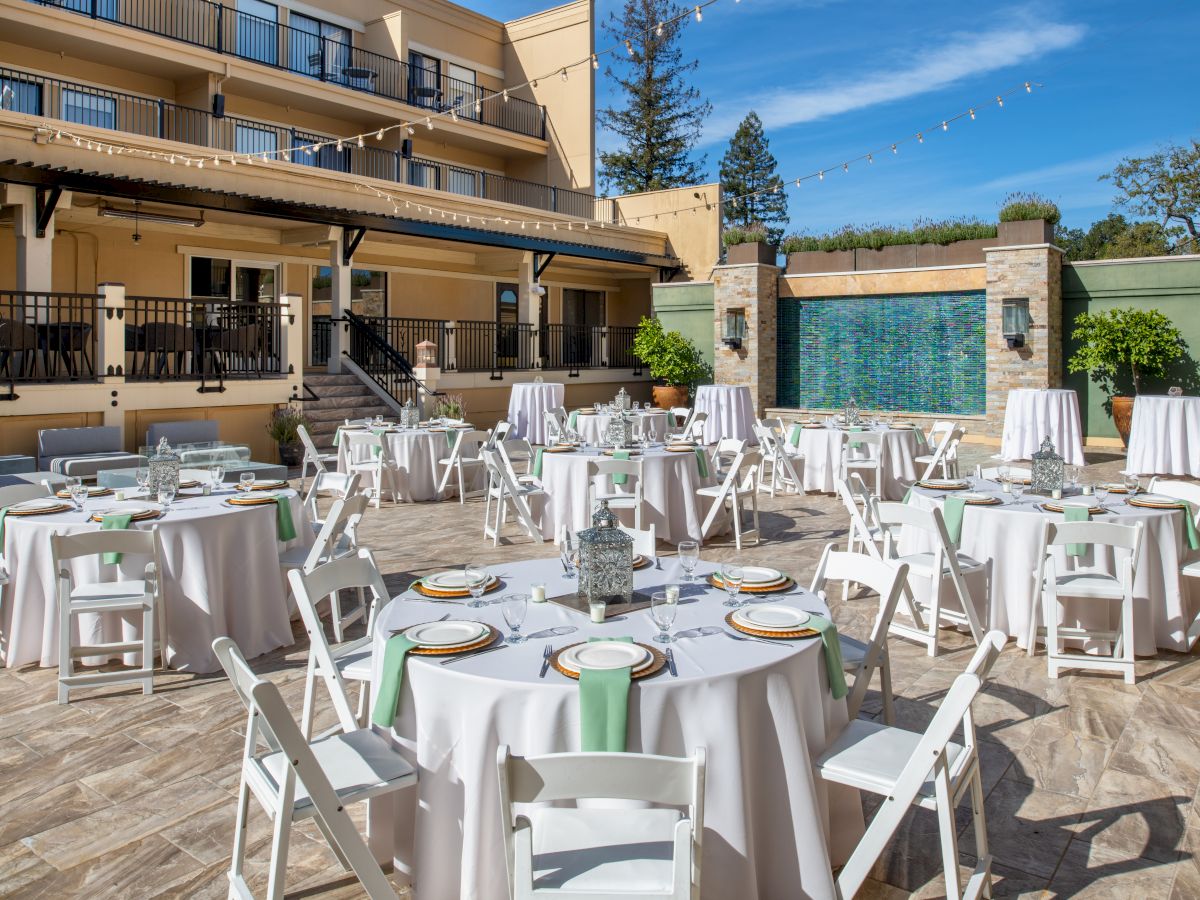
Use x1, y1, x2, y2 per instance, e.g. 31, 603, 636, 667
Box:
1067, 306, 1184, 446
267, 406, 312, 467
632, 316, 710, 410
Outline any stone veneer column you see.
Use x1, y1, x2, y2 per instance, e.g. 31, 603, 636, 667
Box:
712, 262, 779, 415
983, 244, 1064, 437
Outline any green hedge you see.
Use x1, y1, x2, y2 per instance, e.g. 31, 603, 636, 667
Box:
998, 192, 1061, 226
781, 218, 997, 254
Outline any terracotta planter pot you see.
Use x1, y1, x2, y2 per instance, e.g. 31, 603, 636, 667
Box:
1111, 396, 1135, 447
652, 384, 688, 411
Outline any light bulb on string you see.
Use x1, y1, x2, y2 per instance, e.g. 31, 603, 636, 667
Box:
357, 136, 364, 148
376, 129, 384, 140
502, 89, 509, 102
625, 40, 633, 55
941, 121, 948, 131
561, 68, 568, 81
1025, 82, 1032, 92
474, 99, 481, 114
656, 21, 664, 35
891, 144, 898, 154
591, 54, 599, 69
867, 153, 873, 164
425, 118, 433, 130
996, 95, 1004, 107
818, 170, 824, 180
917, 132, 923, 143
842, 162, 848, 173
694, 6, 702, 21
969, 108, 976, 120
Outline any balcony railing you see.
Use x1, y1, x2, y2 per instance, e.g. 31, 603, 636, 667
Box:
0, 291, 100, 389
26, 0, 547, 140
0, 65, 614, 221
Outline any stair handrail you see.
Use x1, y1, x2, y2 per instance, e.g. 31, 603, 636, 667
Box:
339, 312, 445, 407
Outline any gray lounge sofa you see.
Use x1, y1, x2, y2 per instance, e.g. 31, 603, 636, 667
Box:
37, 426, 147, 478
146, 420, 220, 447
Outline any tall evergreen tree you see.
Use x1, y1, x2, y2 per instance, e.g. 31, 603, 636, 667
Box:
719, 111, 788, 245
598, 0, 711, 195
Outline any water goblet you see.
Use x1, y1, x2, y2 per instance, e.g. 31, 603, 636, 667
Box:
501, 594, 528, 644
465, 564, 489, 608
239, 472, 255, 492
650, 591, 677, 643
1123, 473, 1140, 496
721, 564, 745, 608
559, 535, 577, 579
1010, 481, 1025, 502
677, 540, 699, 583
157, 486, 176, 509
68, 481, 88, 510
211, 464, 225, 490
135, 468, 150, 495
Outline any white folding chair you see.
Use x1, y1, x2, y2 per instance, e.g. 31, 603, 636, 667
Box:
1027, 518, 1144, 684
344, 431, 405, 508
975, 464, 1032, 482
543, 409, 565, 446
697, 450, 761, 550
482, 449, 545, 546
921, 420, 960, 474
280, 495, 369, 642
50, 528, 166, 704
1148, 478, 1200, 645
816, 631, 1005, 900
709, 437, 746, 480
753, 424, 803, 497
302, 470, 361, 536
288, 549, 391, 739
669, 411, 707, 443
917, 426, 966, 482
0, 483, 51, 587
840, 430, 885, 497
438, 428, 490, 502
497, 745, 705, 899
487, 420, 512, 449
500, 437, 542, 487
297, 424, 338, 493
558, 522, 658, 557
586, 457, 644, 529
669, 406, 691, 430
212, 636, 415, 900
876, 500, 989, 657
810, 543, 908, 723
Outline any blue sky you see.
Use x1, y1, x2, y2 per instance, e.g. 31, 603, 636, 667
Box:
477, 0, 1195, 235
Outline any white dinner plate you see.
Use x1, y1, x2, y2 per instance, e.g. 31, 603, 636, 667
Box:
230, 492, 282, 503
95, 503, 159, 517
404, 620, 488, 648
557, 642, 652, 673
1059, 497, 1102, 510
12, 497, 70, 512
1127, 493, 1182, 507
737, 566, 784, 585
733, 605, 811, 631
423, 570, 497, 590
923, 479, 968, 488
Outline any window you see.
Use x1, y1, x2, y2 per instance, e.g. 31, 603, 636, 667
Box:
0, 77, 41, 116
58, 0, 118, 17
446, 62, 479, 120
191, 258, 232, 301
293, 132, 349, 173
447, 166, 479, 197
311, 268, 386, 316
237, 0, 278, 66
62, 89, 115, 129
408, 51, 440, 108
235, 124, 277, 157
562, 289, 605, 326
289, 12, 350, 79
407, 159, 439, 190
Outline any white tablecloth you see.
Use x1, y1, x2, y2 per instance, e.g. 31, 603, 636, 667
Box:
367, 558, 863, 899
903, 482, 1197, 653
507, 382, 565, 444
694, 385, 756, 445
537, 446, 722, 544
571, 410, 671, 445
1126, 395, 1200, 477
1000, 388, 1085, 466
0, 488, 310, 672
790, 424, 923, 499
337, 428, 460, 502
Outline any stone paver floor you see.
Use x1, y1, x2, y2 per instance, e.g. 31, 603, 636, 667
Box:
1, 444, 1197, 897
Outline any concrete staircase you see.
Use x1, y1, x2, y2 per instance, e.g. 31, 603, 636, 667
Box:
302, 372, 394, 450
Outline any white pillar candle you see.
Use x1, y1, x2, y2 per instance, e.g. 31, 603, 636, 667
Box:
665, 585, 680, 603
589, 601, 606, 623
531, 584, 546, 603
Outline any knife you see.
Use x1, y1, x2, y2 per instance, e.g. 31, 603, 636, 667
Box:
665, 647, 678, 677
539, 644, 553, 678
440, 643, 510, 665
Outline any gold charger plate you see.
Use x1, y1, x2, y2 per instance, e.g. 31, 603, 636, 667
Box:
544, 446, 576, 453
725, 611, 818, 639
1099, 483, 1131, 494
6, 502, 73, 517
550, 641, 666, 680
602, 449, 642, 456
1042, 502, 1108, 515
90, 508, 161, 523
666, 446, 697, 453
226, 495, 281, 507
413, 578, 503, 599
239, 480, 288, 491
1127, 497, 1186, 510
964, 496, 1003, 506
917, 481, 969, 491
404, 623, 501, 656
708, 573, 795, 594
57, 486, 112, 499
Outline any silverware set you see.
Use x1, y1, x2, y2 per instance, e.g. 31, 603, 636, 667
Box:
665, 648, 677, 676
440, 643, 509, 665
723, 628, 789, 648
539, 644, 553, 678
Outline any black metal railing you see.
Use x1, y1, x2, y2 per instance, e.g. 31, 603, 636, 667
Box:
607, 325, 640, 370
310, 314, 331, 367
124, 295, 284, 383
360, 316, 446, 369
28, 0, 547, 139
0, 291, 99, 390
542, 323, 603, 369
343, 311, 437, 408
453, 320, 535, 373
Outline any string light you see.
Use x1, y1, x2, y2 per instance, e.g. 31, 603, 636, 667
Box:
655, 21, 664, 36
695, 6, 702, 21
591, 54, 599, 69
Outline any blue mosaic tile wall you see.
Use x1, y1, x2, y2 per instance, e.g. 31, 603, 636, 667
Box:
777, 291, 986, 415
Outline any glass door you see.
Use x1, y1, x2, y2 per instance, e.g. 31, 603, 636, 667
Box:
496, 283, 519, 368
408, 51, 440, 108
237, 0, 278, 66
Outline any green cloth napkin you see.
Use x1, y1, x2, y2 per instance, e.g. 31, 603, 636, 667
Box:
1064, 504, 1090, 557
332, 427, 344, 447
580, 636, 633, 752
532, 448, 545, 478
371, 631, 418, 727
446, 429, 458, 449
370, 427, 388, 457
942, 496, 966, 548
694, 448, 709, 478
788, 424, 802, 447
610, 449, 630, 485
1179, 505, 1200, 551
0, 507, 8, 549
847, 425, 864, 450
808, 616, 848, 700
100, 512, 133, 565
568, 410, 580, 430
903, 487, 913, 504
274, 497, 297, 542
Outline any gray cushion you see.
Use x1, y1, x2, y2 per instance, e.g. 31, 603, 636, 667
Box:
146, 420, 219, 447
37, 426, 122, 470
51, 453, 148, 478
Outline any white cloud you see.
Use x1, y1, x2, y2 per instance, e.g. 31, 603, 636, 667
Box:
702, 16, 1086, 143
973, 144, 1152, 194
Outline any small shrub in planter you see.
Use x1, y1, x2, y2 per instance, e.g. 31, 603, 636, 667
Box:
723, 223, 778, 264
999, 192, 1061, 225
267, 406, 311, 467
632, 316, 711, 409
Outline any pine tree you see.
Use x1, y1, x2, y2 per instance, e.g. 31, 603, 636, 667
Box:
719, 111, 788, 245
598, 0, 711, 195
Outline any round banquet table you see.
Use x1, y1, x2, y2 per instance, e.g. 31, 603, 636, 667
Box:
1000, 388, 1085, 466
0, 487, 310, 673
535, 445, 723, 544
693, 384, 756, 445
571, 409, 672, 445
337, 426, 465, 501
507, 382, 565, 444
789, 423, 923, 498
1126, 395, 1200, 478
367, 558, 864, 899
902, 481, 1198, 653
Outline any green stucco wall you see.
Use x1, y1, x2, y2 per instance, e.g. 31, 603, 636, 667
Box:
1062, 257, 1200, 438
652, 282, 715, 372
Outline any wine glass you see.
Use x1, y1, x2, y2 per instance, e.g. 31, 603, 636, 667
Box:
157, 486, 176, 509
501, 594, 528, 643
721, 564, 745, 608
211, 464, 225, 490
677, 540, 699, 583
465, 564, 489, 608
1096, 482, 1110, 508
1010, 480, 1025, 502
1123, 473, 1140, 496
559, 534, 577, 579
650, 591, 677, 643
68, 480, 88, 510
239, 472, 255, 492
135, 468, 150, 496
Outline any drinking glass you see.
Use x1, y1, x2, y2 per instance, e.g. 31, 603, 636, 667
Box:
465, 564, 490, 608
1097, 483, 1110, 507
65, 475, 81, 493
721, 564, 745, 608
211, 465, 225, 490
135, 468, 150, 495
501, 594, 528, 643
650, 591, 677, 643
677, 540, 699, 583
1123, 473, 1140, 495
1010, 481, 1025, 502
68, 481, 88, 510
239, 472, 255, 492
593, 402, 601, 413
559, 535, 577, 579
157, 487, 176, 508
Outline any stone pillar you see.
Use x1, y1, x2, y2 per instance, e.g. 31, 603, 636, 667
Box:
8, 185, 71, 298
983, 244, 1064, 437
327, 233, 351, 374
712, 262, 779, 415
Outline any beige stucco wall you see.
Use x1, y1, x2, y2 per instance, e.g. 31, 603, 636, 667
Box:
780, 265, 987, 298
613, 184, 722, 282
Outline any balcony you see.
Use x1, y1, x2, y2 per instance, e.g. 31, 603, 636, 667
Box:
0, 65, 614, 220
25, 0, 547, 140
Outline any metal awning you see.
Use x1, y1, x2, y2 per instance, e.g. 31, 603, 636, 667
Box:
0, 160, 678, 269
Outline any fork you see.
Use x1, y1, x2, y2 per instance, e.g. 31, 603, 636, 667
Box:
722, 629, 788, 648
539, 644, 553, 678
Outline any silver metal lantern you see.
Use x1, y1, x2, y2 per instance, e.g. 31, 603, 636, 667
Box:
147, 437, 180, 494
844, 398, 861, 426
578, 500, 633, 606
1031, 437, 1064, 495
401, 399, 420, 429
615, 386, 631, 412
605, 412, 635, 448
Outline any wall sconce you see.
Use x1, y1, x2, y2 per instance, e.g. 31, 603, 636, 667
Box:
722, 308, 746, 349
1002, 297, 1031, 349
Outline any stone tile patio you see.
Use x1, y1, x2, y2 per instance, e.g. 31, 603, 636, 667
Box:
0, 444, 1196, 897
